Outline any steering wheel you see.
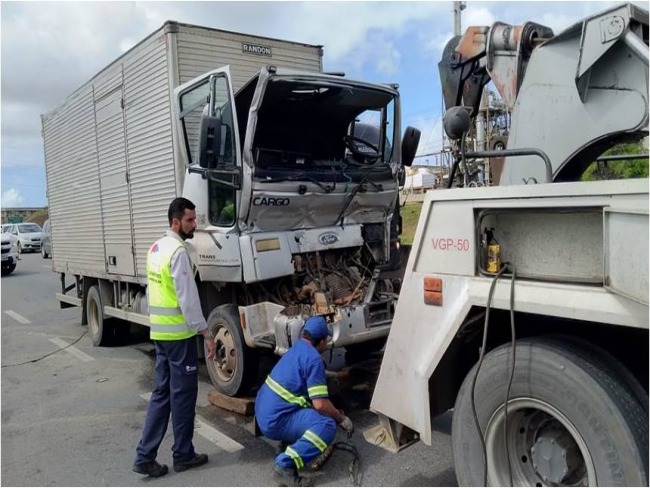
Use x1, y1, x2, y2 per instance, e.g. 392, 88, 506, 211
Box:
344, 135, 380, 163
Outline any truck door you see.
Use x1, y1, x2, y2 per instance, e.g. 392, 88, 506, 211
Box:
173, 67, 244, 281
93, 76, 136, 276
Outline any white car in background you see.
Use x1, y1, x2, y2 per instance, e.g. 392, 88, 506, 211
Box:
1, 225, 19, 248
4, 223, 43, 253
1, 231, 19, 275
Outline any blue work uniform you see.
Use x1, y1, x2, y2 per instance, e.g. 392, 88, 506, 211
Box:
255, 340, 337, 471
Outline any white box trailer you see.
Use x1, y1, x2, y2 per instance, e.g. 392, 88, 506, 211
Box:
43, 22, 322, 280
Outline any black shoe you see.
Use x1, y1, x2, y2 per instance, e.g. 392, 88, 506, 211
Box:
133, 460, 169, 478
272, 464, 300, 487
173, 453, 208, 472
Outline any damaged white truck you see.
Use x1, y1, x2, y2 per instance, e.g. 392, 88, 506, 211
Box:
42, 22, 420, 396
370, 3, 649, 486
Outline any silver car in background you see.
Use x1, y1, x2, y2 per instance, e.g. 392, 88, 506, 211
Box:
41, 220, 52, 258
4, 223, 43, 253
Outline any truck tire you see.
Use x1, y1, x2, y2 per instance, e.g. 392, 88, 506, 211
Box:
548, 334, 649, 416
86, 285, 118, 347
2, 263, 16, 276
205, 304, 258, 397
452, 337, 648, 487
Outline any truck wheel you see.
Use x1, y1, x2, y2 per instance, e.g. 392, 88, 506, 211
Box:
16, 242, 22, 254
86, 285, 118, 346
205, 304, 258, 397
1, 263, 16, 276
452, 337, 648, 486
549, 335, 649, 416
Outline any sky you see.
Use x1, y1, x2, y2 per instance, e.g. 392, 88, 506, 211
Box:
0, 0, 636, 207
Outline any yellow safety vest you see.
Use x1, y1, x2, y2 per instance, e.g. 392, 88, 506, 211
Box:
147, 235, 196, 341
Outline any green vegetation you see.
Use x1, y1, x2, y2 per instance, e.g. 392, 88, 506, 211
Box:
26, 209, 49, 227
582, 141, 648, 181
400, 202, 422, 245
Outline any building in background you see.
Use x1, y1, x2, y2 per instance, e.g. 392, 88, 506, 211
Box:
1, 207, 48, 224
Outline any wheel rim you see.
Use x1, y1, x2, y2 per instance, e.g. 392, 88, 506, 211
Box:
88, 296, 100, 338
485, 397, 596, 487
211, 321, 237, 383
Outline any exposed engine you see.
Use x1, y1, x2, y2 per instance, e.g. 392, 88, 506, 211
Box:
243, 246, 399, 317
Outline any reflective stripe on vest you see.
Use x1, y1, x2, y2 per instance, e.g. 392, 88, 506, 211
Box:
149, 306, 183, 316
147, 235, 196, 341
265, 376, 310, 408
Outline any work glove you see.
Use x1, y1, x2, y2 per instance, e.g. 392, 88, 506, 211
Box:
340, 415, 354, 436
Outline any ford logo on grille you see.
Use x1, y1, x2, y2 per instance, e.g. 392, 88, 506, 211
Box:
318, 232, 339, 245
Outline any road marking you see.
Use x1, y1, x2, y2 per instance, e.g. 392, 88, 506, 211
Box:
195, 416, 244, 453
138, 393, 244, 452
5, 310, 31, 324
49, 337, 95, 362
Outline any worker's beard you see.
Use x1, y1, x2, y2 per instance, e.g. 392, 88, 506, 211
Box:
178, 227, 194, 241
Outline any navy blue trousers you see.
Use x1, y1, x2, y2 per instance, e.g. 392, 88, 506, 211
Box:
134, 337, 198, 465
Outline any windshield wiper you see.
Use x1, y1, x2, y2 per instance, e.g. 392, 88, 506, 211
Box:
334, 178, 384, 228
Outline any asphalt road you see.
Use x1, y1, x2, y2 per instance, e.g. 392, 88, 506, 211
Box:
1, 252, 457, 487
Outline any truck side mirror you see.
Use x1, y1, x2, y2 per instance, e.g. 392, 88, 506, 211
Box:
401, 126, 421, 167
197, 115, 222, 169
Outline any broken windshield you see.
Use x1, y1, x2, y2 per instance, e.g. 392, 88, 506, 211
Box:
251, 78, 397, 172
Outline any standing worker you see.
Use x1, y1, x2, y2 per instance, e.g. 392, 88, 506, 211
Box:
255, 315, 354, 485
133, 197, 217, 478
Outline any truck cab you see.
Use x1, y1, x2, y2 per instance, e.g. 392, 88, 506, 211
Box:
173, 66, 420, 395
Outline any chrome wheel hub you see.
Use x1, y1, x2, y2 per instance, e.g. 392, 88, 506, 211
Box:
485, 398, 595, 486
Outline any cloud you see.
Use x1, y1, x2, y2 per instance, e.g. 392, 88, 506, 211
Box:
266, 3, 448, 79
463, 6, 497, 28
2, 0, 646, 206
2, 189, 25, 207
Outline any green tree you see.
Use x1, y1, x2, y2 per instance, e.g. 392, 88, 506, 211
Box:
582, 140, 648, 181
26, 209, 49, 227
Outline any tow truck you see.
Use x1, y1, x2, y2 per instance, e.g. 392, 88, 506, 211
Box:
370, 4, 649, 486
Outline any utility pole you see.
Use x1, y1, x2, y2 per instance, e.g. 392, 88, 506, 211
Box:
442, 1, 468, 173
453, 1, 466, 36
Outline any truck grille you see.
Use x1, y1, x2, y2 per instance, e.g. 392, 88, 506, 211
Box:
1, 241, 9, 246
1, 248, 9, 254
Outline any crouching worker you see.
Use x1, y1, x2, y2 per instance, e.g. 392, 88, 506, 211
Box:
255, 316, 354, 485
